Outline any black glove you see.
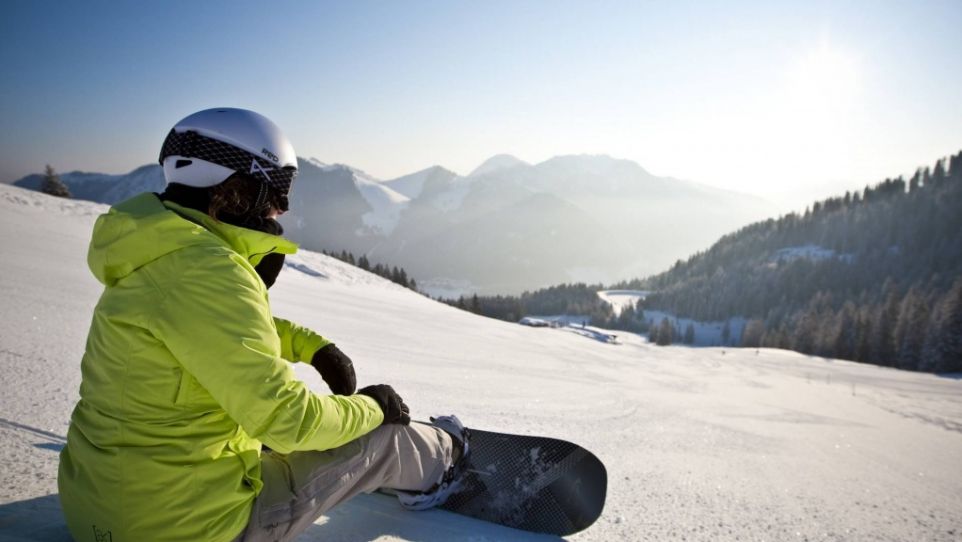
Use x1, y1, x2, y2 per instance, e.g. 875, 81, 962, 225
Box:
254, 253, 285, 289
357, 384, 411, 425
310, 344, 357, 395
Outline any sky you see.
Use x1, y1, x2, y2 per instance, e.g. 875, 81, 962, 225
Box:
1, 0, 960, 209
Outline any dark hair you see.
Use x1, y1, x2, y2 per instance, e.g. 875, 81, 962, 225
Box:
159, 174, 285, 235
209, 173, 286, 222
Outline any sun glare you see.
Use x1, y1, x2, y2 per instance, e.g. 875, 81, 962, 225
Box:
787, 44, 860, 113
718, 42, 865, 197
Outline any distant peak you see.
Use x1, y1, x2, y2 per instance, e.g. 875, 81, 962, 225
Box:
468, 154, 529, 177
425, 164, 457, 175
537, 154, 651, 177
543, 153, 635, 167
300, 158, 379, 181
404, 164, 457, 178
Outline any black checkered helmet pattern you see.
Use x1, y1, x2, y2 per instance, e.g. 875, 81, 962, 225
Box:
159, 108, 298, 198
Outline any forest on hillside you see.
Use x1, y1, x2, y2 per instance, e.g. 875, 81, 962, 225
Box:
446, 151, 962, 373
322, 249, 419, 291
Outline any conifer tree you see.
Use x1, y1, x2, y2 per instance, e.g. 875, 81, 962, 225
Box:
648, 321, 659, 344
948, 152, 962, 183
41, 164, 71, 198
834, 302, 858, 361
792, 309, 818, 354
741, 319, 765, 348
934, 279, 962, 372
855, 309, 873, 363
894, 288, 929, 370
872, 282, 901, 366
931, 159, 947, 187
656, 318, 673, 346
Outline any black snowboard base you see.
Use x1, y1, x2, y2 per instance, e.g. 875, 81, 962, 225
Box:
384, 426, 607, 536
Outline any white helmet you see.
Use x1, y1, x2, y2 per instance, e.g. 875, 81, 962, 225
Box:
158, 108, 298, 207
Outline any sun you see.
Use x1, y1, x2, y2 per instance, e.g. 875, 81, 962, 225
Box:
787, 43, 860, 113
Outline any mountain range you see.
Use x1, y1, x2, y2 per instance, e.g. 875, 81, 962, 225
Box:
11, 154, 774, 294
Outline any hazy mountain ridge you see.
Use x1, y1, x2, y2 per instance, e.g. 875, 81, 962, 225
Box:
383, 165, 458, 199
388, 153, 773, 292
13, 165, 164, 204
456, 150, 962, 372
11, 153, 774, 294
283, 159, 377, 253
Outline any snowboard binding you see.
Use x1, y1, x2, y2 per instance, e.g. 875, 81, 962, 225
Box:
396, 415, 472, 511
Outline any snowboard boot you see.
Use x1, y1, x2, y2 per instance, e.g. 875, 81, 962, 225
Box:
396, 415, 471, 511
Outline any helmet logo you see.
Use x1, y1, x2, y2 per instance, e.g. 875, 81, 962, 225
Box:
261, 148, 279, 163
250, 158, 274, 181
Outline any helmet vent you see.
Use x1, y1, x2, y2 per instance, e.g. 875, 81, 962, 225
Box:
175, 159, 193, 169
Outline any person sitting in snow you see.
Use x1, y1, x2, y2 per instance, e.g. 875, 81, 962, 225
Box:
58, 108, 469, 542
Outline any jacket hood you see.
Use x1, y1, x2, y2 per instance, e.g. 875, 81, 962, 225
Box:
88, 193, 297, 286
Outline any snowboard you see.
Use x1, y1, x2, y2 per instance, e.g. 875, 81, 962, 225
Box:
388, 425, 607, 536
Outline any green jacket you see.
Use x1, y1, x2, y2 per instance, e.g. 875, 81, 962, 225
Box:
58, 193, 383, 542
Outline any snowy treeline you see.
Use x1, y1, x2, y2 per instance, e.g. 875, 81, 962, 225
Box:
321, 249, 419, 291
621, 151, 962, 372
441, 283, 627, 329
736, 281, 962, 371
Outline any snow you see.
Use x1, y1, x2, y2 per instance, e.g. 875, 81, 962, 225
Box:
425, 153, 532, 214
431, 176, 472, 213
519, 317, 553, 327
2, 183, 962, 541
382, 170, 431, 200
417, 277, 479, 299
597, 290, 650, 317
773, 244, 855, 264
644, 311, 749, 348
558, 324, 620, 344
352, 175, 409, 235
315, 163, 411, 236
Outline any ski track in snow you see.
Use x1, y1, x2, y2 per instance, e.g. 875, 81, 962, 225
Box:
1, 184, 962, 541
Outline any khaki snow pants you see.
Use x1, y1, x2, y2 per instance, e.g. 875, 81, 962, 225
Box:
233, 423, 454, 542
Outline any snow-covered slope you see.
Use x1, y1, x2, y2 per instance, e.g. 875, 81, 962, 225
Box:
313, 163, 411, 236
350, 170, 410, 236
1, 183, 961, 541
597, 290, 650, 316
